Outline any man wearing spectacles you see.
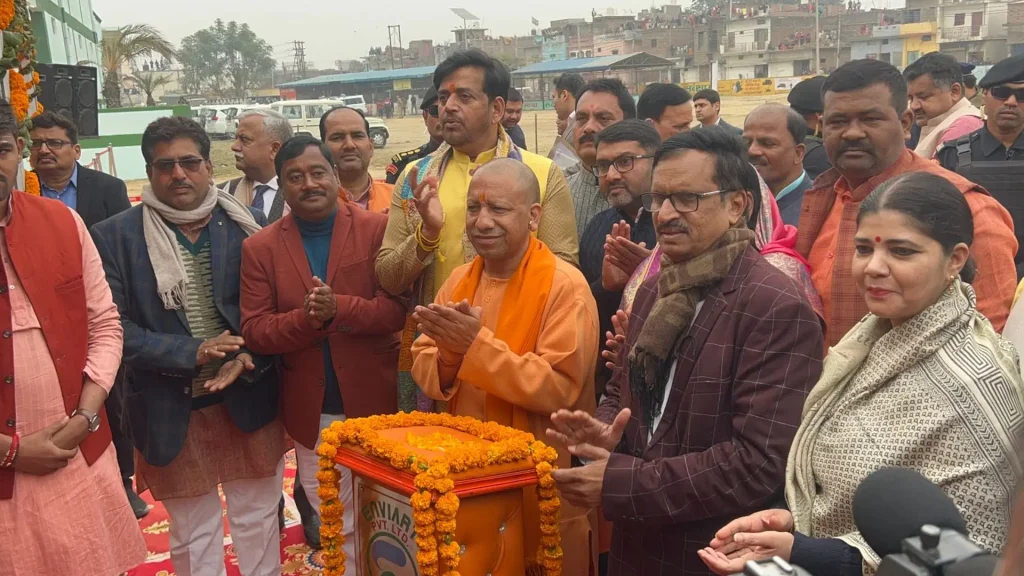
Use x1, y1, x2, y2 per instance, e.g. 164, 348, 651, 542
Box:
937, 53, 1024, 278
549, 128, 823, 575
28, 112, 131, 229
91, 116, 286, 576
578, 120, 659, 397
385, 86, 444, 184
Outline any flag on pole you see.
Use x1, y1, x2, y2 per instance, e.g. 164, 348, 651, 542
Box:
532, 17, 540, 26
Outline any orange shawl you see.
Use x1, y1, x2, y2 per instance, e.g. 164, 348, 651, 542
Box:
449, 236, 557, 431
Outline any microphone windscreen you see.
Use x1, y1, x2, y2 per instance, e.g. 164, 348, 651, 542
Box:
943, 554, 999, 576
853, 467, 968, 558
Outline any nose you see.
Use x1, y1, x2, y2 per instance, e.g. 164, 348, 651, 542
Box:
655, 197, 681, 224
1007, 94, 1019, 106
171, 162, 188, 180
230, 139, 242, 153
843, 120, 867, 141
605, 165, 623, 183
909, 98, 922, 111
864, 250, 889, 277
747, 140, 764, 158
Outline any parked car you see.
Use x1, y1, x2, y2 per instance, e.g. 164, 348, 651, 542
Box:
270, 99, 389, 148
203, 105, 240, 139
339, 95, 367, 113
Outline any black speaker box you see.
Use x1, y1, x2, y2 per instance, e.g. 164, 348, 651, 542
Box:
35, 63, 98, 137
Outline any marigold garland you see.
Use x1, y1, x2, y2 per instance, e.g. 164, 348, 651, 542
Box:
23, 169, 37, 195
315, 412, 563, 576
8, 69, 27, 122
0, 0, 13, 31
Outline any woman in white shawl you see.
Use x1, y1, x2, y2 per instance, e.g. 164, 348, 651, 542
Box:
698, 171, 1024, 576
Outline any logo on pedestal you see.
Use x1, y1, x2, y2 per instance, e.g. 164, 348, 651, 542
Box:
358, 478, 419, 576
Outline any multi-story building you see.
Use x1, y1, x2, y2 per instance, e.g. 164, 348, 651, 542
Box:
938, 0, 1008, 63
720, 13, 838, 78
1007, 0, 1024, 55
848, 21, 939, 69
29, 0, 103, 75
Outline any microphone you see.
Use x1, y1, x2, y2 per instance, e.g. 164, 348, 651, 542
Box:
853, 467, 968, 558
853, 467, 997, 576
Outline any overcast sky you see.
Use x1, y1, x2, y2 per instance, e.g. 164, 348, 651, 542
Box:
94, 0, 667, 68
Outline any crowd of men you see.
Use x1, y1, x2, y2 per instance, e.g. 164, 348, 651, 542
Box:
6, 46, 1024, 576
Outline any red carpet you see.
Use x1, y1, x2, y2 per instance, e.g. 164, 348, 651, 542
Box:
127, 450, 325, 575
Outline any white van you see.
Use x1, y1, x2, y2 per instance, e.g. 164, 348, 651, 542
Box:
270, 99, 390, 148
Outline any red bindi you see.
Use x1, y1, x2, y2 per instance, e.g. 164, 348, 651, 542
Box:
875, 236, 882, 243
448, 82, 456, 93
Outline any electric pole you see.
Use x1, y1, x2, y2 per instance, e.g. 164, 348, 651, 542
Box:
387, 25, 404, 69
292, 41, 307, 81
815, 2, 821, 74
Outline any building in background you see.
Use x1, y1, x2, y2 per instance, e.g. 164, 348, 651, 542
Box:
28, 0, 103, 90
938, 0, 1008, 63
1006, 0, 1024, 56
849, 21, 938, 69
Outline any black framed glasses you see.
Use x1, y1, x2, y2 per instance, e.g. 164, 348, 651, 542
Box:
641, 190, 726, 213
427, 104, 439, 118
29, 138, 71, 151
989, 86, 1024, 102
150, 158, 205, 175
593, 154, 654, 177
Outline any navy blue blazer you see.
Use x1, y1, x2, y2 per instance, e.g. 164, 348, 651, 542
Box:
90, 204, 279, 467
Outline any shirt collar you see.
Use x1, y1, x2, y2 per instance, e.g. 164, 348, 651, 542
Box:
775, 171, 807, 202
979, 126, 1024, 157
40, 163, 78, 195
257, 176, 278, 191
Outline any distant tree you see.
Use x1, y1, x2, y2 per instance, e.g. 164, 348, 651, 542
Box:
102, 24, 176, 108
132, 71, 171, 106
179, 20, 273, 98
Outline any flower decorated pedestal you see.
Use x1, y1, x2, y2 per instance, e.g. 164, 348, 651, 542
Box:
316, 413, 563, 576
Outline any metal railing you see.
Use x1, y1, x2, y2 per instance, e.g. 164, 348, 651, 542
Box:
940, 24, 989, 41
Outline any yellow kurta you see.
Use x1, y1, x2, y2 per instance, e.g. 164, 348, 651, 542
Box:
411, 257, 599, 575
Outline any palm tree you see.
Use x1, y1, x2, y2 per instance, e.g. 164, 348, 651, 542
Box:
131, 72, 171, 107
102, 24, 176, 108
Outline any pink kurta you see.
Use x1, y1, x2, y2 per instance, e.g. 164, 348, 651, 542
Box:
0, 203, 146, 576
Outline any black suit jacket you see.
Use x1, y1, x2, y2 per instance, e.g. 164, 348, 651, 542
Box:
90, 205, 278, 467
35, 163, 132, 229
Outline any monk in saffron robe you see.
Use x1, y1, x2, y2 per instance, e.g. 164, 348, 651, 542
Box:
411, 158, 598, 575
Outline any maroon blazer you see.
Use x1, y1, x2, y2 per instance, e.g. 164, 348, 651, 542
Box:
595, 246, 824, 575
240, 203, 407, 449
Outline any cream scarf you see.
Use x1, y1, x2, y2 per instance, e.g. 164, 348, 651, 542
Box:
786, 281, 1023, 573
915, 97, 982, 159
142, 183, 262, 309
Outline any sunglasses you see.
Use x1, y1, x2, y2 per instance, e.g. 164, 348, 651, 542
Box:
427, 104, 439, 118
150, 158, 205, 174
989, 86, 1024, 102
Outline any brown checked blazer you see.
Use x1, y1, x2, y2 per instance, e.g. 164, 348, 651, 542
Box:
239, 202, 408, 449
595, 246, 824, 575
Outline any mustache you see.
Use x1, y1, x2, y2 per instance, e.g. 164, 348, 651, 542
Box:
838, 140, 874, 155
656, 221, 687, 235
299, 189, 327, 200
578, 132, 596, 145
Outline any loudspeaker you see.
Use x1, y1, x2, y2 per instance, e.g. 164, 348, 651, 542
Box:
73, 65, 98, 137
35, 63, 98, 137
36, 63, 74, 120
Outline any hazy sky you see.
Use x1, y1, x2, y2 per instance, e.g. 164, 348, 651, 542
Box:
94, 0, 663, 68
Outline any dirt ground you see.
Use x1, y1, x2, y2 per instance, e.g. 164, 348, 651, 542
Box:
125, 93, 791, 195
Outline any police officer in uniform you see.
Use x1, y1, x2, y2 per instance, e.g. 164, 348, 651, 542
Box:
937, 53, 1024, 278
384, 86, 444, 184
787, 75, 832, 181
962, 62, 986, 112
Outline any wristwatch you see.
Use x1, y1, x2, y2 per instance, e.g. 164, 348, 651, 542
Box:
70, 408, 101, 433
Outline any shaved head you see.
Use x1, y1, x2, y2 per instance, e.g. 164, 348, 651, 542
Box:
472, 158, 541, 205
743, 103, 808, 194
746, 103, 809, 144
466, 158, 544, 277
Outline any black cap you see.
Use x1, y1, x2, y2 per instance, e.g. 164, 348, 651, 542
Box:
979, 54, 1024, 89
959, 62, 976, 75
420, 86, 438, 110
788, 76, 826, 114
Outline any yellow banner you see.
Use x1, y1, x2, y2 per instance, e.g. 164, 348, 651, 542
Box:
393, 79, 412, 91
718, 78, 776, 96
